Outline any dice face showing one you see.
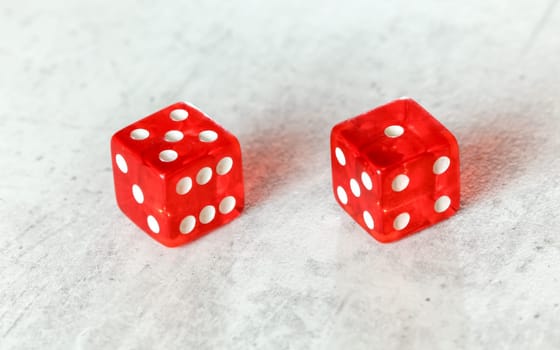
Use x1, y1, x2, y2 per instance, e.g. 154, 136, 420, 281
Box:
111, 102, 244, 247
331, 98, 460, 243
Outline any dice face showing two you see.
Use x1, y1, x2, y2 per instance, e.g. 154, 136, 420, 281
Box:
111, 102, 244, 247
331, 98, 460, 243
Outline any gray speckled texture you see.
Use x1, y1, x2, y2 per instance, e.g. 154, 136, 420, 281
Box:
1, 1, 559, 349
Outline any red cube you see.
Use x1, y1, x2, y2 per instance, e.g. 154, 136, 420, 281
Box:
111, 102, 244, 247
330, 98, 460, 242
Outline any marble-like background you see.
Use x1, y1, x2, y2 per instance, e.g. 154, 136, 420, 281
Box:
1, 1, 559, 349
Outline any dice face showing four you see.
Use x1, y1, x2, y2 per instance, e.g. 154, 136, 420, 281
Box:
330, 98, 460, 243
111, 102, 244, 247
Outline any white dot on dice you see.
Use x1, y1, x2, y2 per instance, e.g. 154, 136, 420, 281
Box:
147, 215, 160, 233
176, 177, 193, 195
393, 212, 410, 231
199, 130, 218, 142
392, 174, 410, 192
170, 109, 189, 121
361, 171, 373, 190
335, 147, 346, 166
179, 215, 196, 234
199, 205, 216, 224
363, 211, 374, 229
350, 179, 361, 197
115, 154, 128, 173
164, 130, 184, 142
219, 196, 236, 214
433, 156, 451, 175
337, 186, 348, 205
159, 150, 178, 162
216, 157, 233, 175
384, 125, 404, 138
132, 184, 144, 204
434, 195, 451, 213
196, 167, 213, 185
130, 128, 149, 140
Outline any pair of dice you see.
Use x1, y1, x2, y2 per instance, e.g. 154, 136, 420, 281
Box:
111, 98, 459, 247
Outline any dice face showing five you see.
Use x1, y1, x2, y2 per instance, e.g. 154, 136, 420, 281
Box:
330, 98, 460, 243
111, 102, 244, 247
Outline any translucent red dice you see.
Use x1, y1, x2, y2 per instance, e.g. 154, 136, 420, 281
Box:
330, 98, 460, 242
111, 102, 244, 247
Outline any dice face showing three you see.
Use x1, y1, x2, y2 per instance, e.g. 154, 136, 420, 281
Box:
111, 102, 244, 247
331, 98, 460, 243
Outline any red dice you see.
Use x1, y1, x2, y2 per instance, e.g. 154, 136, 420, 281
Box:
330, 98, 460, 242
111, 102, 244, 247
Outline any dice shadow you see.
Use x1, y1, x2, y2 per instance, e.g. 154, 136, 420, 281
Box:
459, 116, 540, 206
240, 123, 319, 211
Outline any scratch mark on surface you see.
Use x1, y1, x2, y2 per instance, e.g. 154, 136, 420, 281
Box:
334, 295, 349, 316
2, 299, 35, 337
521, 0, 559, 54
19, 214, 49, 237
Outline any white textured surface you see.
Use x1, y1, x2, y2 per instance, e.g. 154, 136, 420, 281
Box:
1, 1, 560, 349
